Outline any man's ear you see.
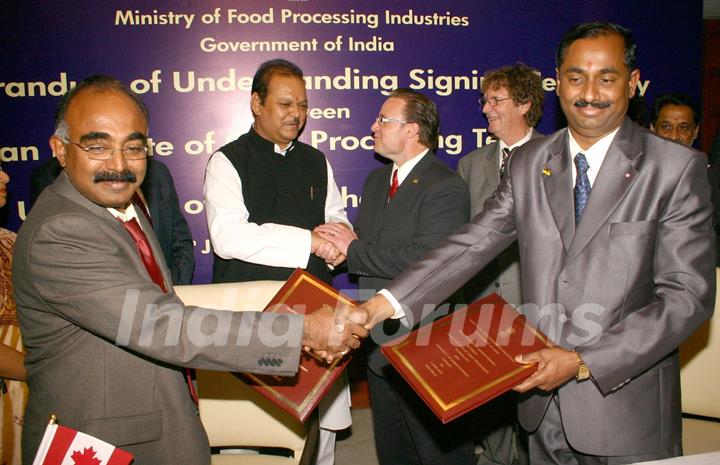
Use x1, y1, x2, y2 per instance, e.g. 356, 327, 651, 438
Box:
405, 122, 420, 141
49, 135, 67, 167
628, 69, 640, 98
555, 68, 561, 96
250, 92, 263, 117
518, 101, 531, 116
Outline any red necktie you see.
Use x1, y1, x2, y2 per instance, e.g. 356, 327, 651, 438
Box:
120, 218, 199, 403
120, 218, 167, 293
387, 169, 399, 201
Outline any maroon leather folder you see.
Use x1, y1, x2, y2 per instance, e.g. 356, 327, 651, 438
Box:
382, 293, 552, 423
238, 269, 355, 422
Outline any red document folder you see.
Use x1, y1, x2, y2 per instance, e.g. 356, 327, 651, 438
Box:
381, 293, 552, 423
238, 269, 355, 422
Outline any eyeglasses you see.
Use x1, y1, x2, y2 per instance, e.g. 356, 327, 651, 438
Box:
480, 96, 513, 108
62, 137, 148, 161
375, 116, 408, 125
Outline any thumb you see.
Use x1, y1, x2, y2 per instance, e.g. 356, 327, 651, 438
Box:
333, 304, 348, 333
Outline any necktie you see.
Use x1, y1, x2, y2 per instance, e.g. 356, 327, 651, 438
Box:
574, 153, 592, 224
387, 169, 399, 202
500, 147, 511, 177
120, 217, 199, 403
120, 218, 167, 292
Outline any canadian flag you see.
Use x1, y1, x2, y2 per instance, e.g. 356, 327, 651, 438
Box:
32, 422, 133, 465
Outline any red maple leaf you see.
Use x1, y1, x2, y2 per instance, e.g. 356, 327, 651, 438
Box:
71, 447, 102, 465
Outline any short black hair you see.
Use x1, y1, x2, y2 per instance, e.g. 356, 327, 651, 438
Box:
54, 75, 149, 137
251, 59, 304, 104
651, 93, 700, 126
556, 22, 637, 72
389, 88, 440, 149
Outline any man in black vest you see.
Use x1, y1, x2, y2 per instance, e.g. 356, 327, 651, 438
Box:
203, 59, 351, 465
204, 59, 348, 285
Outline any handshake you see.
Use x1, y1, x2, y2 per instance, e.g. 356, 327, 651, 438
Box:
311, 222, 358, 267
301, 295, 395, 362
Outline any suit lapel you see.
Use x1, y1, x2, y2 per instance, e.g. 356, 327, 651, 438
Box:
566, 119, 642, 263
360, 164, 394, 240
542, 132, 575, 251
483, 144, 501, 191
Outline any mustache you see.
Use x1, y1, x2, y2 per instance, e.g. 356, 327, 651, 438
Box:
574, 100, 611, 109
93, 170, 137, 183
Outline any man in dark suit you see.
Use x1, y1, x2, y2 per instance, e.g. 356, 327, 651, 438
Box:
30, 153, 195, 285
357, 23, 715, 465
317, 89, 472, 465
456, 63, 544, 465
13, 75, 367, 465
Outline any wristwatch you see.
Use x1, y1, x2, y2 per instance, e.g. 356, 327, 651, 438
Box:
576, 352, 591, 381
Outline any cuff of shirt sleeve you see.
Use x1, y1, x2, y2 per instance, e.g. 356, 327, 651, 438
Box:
298, 229, 311, 268
377, 289, 405, 319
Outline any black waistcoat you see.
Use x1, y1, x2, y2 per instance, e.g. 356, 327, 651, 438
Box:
212, 127, 331, 284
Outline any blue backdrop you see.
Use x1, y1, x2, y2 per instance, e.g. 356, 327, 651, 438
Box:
1, 0, 703, 290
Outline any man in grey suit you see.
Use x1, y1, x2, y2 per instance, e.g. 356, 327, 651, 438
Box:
357, 23, 715, 465
457, 63, 544, 308
456, 63, 544, 465
13, 75, 367, 465
317, 89, 472, 465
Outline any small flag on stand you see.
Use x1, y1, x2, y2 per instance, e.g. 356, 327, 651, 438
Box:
32, 415, 133, 465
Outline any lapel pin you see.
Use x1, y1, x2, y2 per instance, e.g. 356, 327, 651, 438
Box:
411, 178, 419, 184
542, 168, 552, 177
624, 172, 632, 179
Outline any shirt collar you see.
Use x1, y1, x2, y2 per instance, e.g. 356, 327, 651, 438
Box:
498, 128, 533, 152
107, 202, 140, 223
249, 125, 295, 156
568, 126, 620, 186
393, 149, 429, 185
274, 140, 295, 156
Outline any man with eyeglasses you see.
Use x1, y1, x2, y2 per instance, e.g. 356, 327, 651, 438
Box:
203, 59, 352, 465
458, 64, 544, 309
454, 63, 545, 465
355, 22, 714, 465
649, 93, 700, 148
14, 75, 368, 465
316, 88, 471, 465
29, 145, 195, 286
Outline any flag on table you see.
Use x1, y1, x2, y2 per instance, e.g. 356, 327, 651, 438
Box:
32, 421, 133, 465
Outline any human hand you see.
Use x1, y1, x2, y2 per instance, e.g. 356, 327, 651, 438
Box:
360, 294, 396, 331
313, 240, 343, 264
330, 253, 346, 267
512, 347, 580, 392
302, 304, 369, 363
315, 222, 357, 256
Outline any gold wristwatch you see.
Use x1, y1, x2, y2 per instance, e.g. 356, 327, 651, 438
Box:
576, 352, 591, 381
